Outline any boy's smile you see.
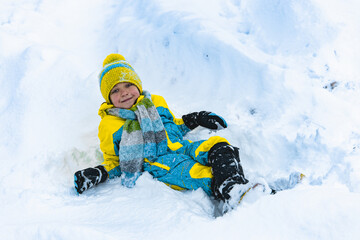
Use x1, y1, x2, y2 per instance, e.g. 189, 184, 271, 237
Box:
109, 82, 140, 109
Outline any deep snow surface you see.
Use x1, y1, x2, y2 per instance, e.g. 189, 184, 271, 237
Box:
1, 0, 360, 239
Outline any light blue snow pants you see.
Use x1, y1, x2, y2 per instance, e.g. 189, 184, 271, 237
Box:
143, 136, 229, 196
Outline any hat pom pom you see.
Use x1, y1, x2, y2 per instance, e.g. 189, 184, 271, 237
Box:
103, 53, 126, 67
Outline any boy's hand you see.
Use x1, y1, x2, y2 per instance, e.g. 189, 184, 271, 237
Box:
182, 111, 228, 130
74, 165, 108, 194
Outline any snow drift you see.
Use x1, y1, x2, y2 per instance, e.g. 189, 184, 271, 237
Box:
1, 0, 360, 239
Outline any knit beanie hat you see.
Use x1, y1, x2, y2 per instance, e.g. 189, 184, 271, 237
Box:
99, 53, 142, 103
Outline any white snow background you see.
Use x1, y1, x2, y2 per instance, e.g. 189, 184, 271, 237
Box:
1, 0, 360, 239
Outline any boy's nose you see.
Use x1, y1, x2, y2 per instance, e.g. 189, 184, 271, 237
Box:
120, 89, 128, 96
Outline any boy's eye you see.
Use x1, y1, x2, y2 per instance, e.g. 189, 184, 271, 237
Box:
125, 83, 133, 88
111, 89, 119, 95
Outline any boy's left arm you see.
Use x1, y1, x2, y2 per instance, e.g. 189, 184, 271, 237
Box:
152, 94, 191, 136
182, 111, 228, 131
152, 95, 227, 134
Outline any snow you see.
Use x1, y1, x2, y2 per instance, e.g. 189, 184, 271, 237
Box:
1, 0, 360, 239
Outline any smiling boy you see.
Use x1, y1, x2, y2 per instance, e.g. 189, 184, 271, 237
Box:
74, 53, 253, 210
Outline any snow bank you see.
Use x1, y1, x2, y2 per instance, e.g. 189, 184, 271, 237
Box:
1, 0, 360, 239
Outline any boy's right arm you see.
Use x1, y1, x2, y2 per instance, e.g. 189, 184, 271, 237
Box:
101, 152, 122, 179
74, 154, 121, 194
74, 165, 108, 194
74, 116, 124, 194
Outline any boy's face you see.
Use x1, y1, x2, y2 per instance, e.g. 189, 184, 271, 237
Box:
109, 82, 140, 109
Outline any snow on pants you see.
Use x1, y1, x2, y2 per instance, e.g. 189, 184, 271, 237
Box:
143, 136, 229, 196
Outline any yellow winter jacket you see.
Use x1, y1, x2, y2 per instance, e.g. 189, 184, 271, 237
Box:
98, 94, 188, 177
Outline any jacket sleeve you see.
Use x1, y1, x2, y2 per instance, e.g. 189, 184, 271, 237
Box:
98, 115, 124, 179
151, 94, 191, 136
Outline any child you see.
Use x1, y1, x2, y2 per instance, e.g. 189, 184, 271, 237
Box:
74, 53, 255, 209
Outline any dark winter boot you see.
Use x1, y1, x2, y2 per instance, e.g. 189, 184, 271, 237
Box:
74, 165, 108, 194
208, 142, 249, 201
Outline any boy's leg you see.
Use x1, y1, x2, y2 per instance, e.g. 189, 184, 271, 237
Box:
172, 136, 250, 201
175, 136, 229, 165
143, 154, 213, 196
208, 142, 249, 201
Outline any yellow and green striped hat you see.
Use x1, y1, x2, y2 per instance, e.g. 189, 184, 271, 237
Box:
99, 53, 142, 103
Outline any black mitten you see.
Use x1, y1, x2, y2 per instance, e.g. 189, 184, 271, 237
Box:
74, 165, 108, 194
182, 111, 228, 130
